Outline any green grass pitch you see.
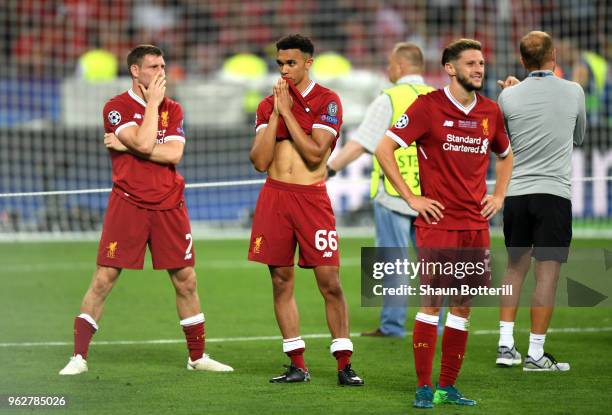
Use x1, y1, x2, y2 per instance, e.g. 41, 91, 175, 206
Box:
1, 237, 611, 414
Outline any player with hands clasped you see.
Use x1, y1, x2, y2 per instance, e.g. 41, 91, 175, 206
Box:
248, 34, 363, 387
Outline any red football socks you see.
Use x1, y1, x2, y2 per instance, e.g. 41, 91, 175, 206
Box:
73, 315, 97, 359
283, 337, 307, 370
182, 322, 205, 361
333, 350, 352, 370
439, 326, 468, 388
287, 348, 306, 370
331, 338, 354, 370
413, 319, 438, 387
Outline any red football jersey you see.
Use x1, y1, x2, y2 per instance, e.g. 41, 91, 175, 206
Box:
103, 89, 186, 210
255, 80, 342, 151
386, 87, 511, 230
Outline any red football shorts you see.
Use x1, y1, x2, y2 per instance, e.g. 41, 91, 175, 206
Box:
416, 227, 490, 249
248, 177, 339, 268
416, 227, 491, 307
97, 192, 195, 270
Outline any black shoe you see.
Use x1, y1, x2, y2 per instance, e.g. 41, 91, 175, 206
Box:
361, 328, 389, 337
269, 364, 311, 383
338, 364, 364, 386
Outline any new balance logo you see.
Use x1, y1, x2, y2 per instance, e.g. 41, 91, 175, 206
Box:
322, 251, 333, 258
443, 120, 454, 127
133, 113, 143, 119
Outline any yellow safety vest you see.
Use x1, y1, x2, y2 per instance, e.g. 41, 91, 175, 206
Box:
371, 83, 434, 198
222, 53, 268, 113
78, 49, 118, 82
582, 51, 608, 114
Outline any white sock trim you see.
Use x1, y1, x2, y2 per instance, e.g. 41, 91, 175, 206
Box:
77, 313, 98, 331
415, 312, 439, 326
283, 337, 306, 353
330, 338, 353, 354
445, 313, 469, 331
180, 313, 205, 327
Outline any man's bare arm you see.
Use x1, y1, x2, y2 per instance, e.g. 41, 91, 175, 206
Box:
105, 133, 184, 165
328, 140, 366, 173
481, 149, 513, 220
374, 136, 444, 223
276, 79, 333, 167
285, 115, 334, 167
249, 112, 280, 172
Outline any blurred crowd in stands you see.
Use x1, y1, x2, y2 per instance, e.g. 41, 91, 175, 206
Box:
0, 0, 609, 125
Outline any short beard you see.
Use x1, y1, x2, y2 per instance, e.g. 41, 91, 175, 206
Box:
456, 72, 482, 92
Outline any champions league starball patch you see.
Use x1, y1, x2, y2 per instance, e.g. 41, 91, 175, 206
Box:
394, 114, 409, 129
108, 110, 121, 126
327, 101, 338, 116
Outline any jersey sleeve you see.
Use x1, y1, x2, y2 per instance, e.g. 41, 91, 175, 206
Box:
385, 95, 430, 147
255, 98, 273, 133
312, 92, 342, 138
491, 104, 511, 157
164, 102, 186, 144
103, 99, 136, 136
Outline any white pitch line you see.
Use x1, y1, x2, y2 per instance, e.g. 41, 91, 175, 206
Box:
0, 333, 359, 348
0, 258, 363, 273
1, 327, 611, 348
472, 326, 612, 335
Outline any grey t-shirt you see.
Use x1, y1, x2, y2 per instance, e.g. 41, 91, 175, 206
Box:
498, 71, 586, 200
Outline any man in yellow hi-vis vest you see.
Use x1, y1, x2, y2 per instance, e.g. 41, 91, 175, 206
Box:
327, 43, 434, 337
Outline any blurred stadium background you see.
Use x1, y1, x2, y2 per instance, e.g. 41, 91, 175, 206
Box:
0, 0, 610, 239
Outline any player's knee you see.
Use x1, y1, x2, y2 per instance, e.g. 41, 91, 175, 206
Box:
271, 274, 293, 294
172, 270, 198, 297
319, 279, 343, 300
91, 267, 119, 296
270, 268, 293, 291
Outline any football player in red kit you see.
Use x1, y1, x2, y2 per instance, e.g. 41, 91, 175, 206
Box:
59, 44, 232, 375
375, 39, 513, 407
248, 34, 363, 386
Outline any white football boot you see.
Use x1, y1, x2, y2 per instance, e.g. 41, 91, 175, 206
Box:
59, 354, 88, 375
187, 354, 233, 372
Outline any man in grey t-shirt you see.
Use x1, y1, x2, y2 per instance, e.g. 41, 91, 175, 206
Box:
495, 31, 586, 372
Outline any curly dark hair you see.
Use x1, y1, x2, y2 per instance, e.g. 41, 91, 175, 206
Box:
276, 34, 315, 56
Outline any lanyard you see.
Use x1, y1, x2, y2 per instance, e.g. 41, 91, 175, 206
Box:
528, 71, 554, 78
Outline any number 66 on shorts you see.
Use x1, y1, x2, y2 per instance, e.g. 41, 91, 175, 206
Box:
248, 178, 340, 268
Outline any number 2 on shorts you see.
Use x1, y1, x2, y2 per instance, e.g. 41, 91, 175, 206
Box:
184, 233, 193, 260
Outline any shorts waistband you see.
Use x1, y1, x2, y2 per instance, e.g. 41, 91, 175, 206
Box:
265, 177, 328, 194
